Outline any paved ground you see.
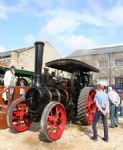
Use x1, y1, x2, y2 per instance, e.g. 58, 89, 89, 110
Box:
0, 117, 123, 150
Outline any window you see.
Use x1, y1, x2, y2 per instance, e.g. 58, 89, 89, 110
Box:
115, 59, 123, 67
99, 77, 108, 86
115, 77, 123, 86
99, 61, 108, 68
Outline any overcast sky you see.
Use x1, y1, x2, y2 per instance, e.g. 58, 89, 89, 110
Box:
0, 0, 123, 57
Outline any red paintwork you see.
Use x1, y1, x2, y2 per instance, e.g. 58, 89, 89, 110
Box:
47, 104, 66, 140
0, 86, 31, 129
11, 101, 32, 132
86, 89, 97, 124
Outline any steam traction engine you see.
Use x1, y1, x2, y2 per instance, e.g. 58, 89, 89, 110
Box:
7, 42, 99, 141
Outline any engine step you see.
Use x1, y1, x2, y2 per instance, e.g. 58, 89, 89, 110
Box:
1, 105, 8, 112
0, 111, 8, 129
0, 104, 9, 129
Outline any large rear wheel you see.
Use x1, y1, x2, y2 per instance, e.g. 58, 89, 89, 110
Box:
77, 87, 97, 125
40, 101, 66, 142
7, 99, 33, 132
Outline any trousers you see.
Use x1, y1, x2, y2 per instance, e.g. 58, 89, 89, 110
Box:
92, 109, 108, 139
110, 103, 118, 127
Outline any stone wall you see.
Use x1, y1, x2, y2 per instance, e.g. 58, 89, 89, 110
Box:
10, 42, 60, 72
0, 58, 11, 67
70, 51, 123, 85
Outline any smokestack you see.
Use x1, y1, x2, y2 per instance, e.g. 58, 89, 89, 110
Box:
34, 41, 45, 87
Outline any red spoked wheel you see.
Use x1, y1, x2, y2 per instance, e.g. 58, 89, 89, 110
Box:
77, 87, 97, 125
7, 99, 33, 132
41, 101, 66, 142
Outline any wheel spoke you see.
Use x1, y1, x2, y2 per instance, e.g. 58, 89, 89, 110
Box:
86, 89, 96, 124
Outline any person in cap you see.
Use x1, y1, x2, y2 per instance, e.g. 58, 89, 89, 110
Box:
108, 86, 120, 128
91, 82, 109, 142
43, 67, 50, 85
2, 66, 16, 104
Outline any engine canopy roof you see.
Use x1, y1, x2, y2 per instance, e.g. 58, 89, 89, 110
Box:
46, 59, 99, 73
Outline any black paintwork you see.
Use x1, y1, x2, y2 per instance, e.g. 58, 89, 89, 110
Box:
25, 41, 99, 122
34, 42, 44, 87
46, 59, 99, 73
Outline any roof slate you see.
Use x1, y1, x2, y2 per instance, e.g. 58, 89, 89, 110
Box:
0, 46, 34, 58
67, 44, 123, 58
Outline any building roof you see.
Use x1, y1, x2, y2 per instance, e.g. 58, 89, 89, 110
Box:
0, 41, 60, 59
0, 51, 11, 58
67, 44, 123, 58
0, 46, 34, 58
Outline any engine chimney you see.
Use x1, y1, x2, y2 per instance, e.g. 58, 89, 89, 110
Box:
34, 41, 45, 87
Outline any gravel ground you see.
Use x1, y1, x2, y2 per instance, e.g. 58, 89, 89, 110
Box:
0, 117, 123, 150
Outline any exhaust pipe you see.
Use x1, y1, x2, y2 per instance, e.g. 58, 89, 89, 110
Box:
34, 42, 45, 87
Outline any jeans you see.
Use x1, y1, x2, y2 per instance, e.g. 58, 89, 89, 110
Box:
92, 109, 108, 140
120, 106, 123, 116
10, 88, 15, 103
110, 103, 118, 127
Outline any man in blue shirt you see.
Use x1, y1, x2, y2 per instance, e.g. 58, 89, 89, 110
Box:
91, 83, 109, 142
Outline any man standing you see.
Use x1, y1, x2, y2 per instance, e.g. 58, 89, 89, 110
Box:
108, 87, 120, 128
2, 66, 16, 104
119, 91, 123, 116
91, 83, 109, 142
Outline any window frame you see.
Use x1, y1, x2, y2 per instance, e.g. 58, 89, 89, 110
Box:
115, 59, 123, 67
99, 60, 108, 68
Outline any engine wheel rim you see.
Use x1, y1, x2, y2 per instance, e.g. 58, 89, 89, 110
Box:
11, 101, 32, 131
46, 103, 66, 140
86, 89, 96, 124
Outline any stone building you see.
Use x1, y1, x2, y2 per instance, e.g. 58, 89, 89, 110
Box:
67, 44, 123, 86
0, 42, 60, 73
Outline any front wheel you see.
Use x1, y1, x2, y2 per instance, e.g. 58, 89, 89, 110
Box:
40, 101, 66, 142
7, 99, 33, 132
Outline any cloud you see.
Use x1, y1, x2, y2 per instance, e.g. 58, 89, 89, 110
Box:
38, 9, 101, 57
39, 8, 107, 38
37, 1, 123, 57
31, 0, 55, 9
85, 0, 123, 27
106, 5, 123, 26
0, 0, 27, 20
62, 35, 96, 57
43, 34, 96, 57
40, 12, 80, 37
25, 34, 35, 44
40, 28, 96, 57
0, 1, 8, 19
62, 35, 96, 50
0, 44, 5, 52
1, 0, 123, 57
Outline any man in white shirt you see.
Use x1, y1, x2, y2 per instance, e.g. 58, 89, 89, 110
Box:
2, 66, 16, 104
108, 86, 120, 128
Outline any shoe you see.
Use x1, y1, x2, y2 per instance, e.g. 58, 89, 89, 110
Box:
65, 122, 71, 128
109, 125, 115, 128
115, 125, 118, 127
90, 136, 98, 141
102, 137, 108, 142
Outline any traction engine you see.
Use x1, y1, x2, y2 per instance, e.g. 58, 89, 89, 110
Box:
7, 42, 99, 141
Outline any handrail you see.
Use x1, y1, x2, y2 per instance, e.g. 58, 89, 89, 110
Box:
0, 86, 30, 106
